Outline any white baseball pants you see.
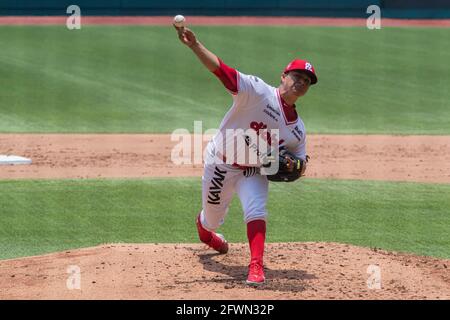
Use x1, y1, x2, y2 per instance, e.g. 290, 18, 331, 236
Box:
199, 142, 269, 231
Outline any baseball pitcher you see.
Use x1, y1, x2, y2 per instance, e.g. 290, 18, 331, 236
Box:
174, 23, 318, 285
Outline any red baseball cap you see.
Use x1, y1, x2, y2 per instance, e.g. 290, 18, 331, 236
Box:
283, 59, 318, 85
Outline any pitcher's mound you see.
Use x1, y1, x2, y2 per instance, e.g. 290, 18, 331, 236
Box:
1, 242, 449, 299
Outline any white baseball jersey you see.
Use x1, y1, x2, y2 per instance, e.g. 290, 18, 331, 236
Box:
211, 71, 307, 167
200, 63, 308, 231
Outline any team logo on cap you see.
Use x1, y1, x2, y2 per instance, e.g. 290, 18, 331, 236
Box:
305, 63, 313, 71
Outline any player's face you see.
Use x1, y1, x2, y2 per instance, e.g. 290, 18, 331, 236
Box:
284, 71, 311, 97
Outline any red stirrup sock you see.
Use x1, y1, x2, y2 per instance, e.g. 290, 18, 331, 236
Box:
196, 213, 213, 243
247, 219, 266, 265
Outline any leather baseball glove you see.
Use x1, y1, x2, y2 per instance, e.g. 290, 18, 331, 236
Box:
266, 149, 308, 182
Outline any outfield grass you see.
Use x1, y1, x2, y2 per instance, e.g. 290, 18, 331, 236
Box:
1, 26, 449, 134
0, 178, 449, 260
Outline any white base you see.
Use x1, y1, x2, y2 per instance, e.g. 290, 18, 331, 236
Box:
0, 155, 32, 165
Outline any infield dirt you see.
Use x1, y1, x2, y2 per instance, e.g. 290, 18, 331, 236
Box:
1, 134, 449, 183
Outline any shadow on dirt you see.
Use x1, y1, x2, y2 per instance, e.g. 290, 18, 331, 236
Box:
197, 253, 317, 292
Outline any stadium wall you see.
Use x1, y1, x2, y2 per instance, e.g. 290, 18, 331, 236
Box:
0, 0, 449, 18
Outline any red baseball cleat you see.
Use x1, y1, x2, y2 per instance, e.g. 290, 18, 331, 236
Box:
196, 214, 229, 254
246, 262, 265, 285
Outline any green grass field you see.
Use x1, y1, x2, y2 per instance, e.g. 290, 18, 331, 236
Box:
1, 178, 449, 260
1, 26, 449, 134
1, 25, 449, 261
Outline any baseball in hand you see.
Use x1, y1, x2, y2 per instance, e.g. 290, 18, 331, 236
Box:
173, 15, 186, 28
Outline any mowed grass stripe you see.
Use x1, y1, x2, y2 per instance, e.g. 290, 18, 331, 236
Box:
0, 26, 449, 133
0, 178, 449, 260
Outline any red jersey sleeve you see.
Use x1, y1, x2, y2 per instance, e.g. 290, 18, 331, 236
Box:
212, 58, 238, 95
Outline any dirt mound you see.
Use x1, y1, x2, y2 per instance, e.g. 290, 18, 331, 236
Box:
1, 134, 449, 183
1, 242, 449, 300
